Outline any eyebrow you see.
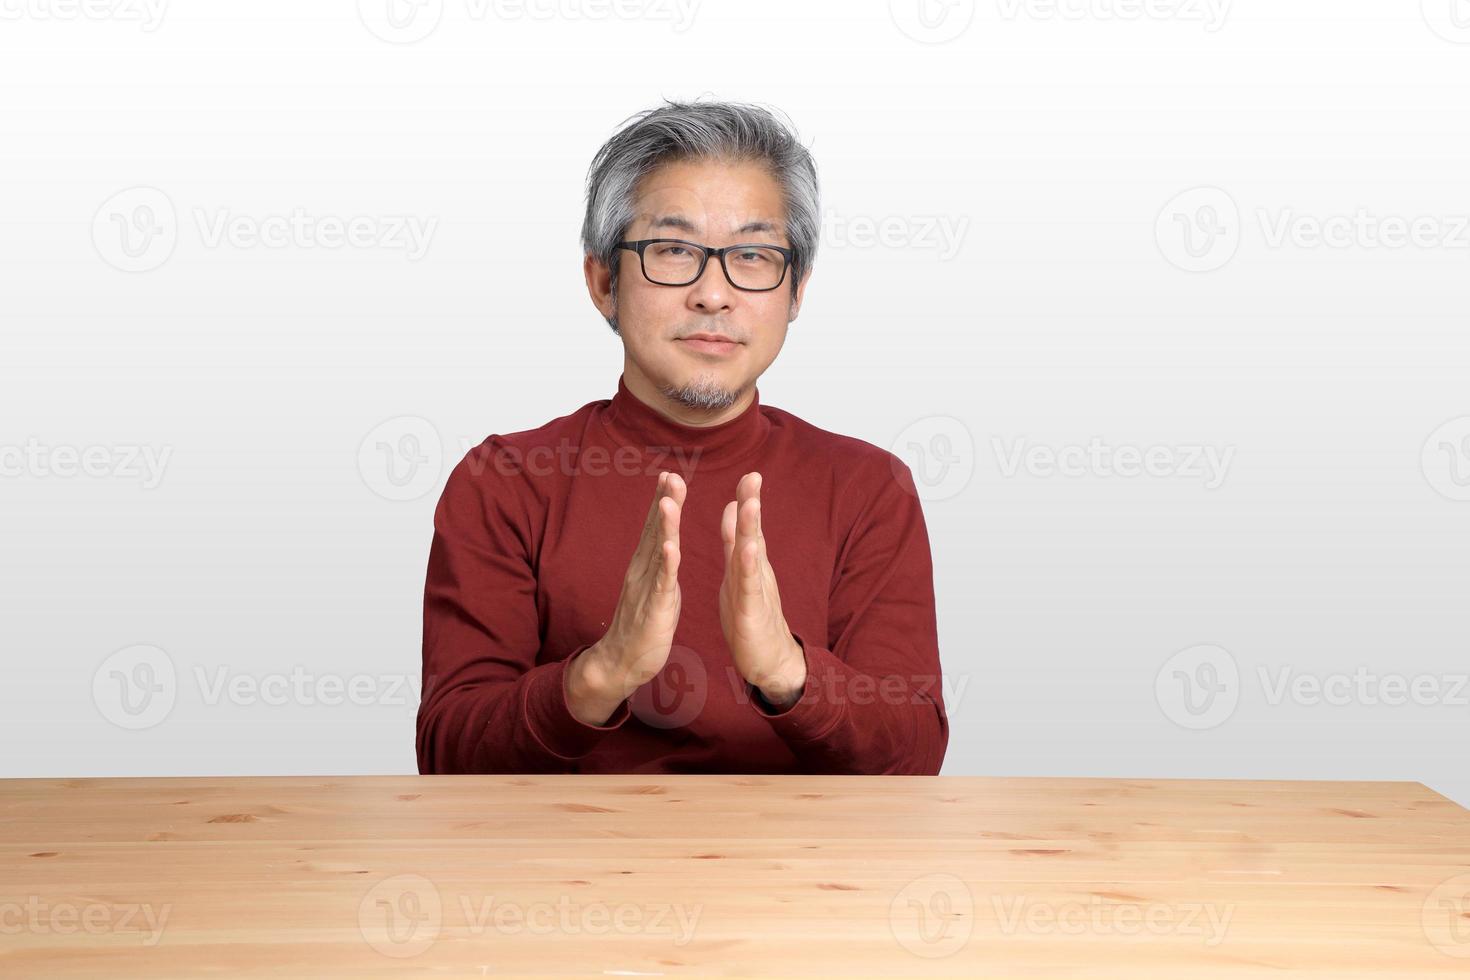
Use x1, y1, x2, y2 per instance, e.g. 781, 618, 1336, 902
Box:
649, 214, 782, 237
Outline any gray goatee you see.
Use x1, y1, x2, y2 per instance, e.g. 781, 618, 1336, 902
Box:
659, 373, 743, 412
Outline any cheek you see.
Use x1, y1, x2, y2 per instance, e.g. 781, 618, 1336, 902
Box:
745, 317, 789, 364
621, 281, 682, 325
754, 297, 793, 337
612, 290, 660, 348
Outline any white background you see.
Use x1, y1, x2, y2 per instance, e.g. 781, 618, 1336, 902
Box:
2, 0, 1468, 806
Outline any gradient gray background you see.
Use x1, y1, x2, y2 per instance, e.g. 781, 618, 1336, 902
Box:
2, 1, 1468, 807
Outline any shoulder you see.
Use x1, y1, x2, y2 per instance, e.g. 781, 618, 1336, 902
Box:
440, 398, 604, 512
762, 404, 919, 502
456, 399, 601, 478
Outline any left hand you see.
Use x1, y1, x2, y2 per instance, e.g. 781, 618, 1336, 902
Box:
719, 471, 807, 708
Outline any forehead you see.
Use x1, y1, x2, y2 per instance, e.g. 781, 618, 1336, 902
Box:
628, 158, 787, 241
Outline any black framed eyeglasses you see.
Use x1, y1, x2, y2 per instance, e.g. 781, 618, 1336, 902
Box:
614, 238, 794, 292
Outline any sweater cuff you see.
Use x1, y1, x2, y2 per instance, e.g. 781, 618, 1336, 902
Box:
747, 630, 847, 743
522, 647, 630, 760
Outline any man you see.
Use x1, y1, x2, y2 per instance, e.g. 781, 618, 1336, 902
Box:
415, 99, 948, 775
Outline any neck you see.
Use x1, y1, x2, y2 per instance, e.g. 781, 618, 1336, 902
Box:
603, 367, 769, 471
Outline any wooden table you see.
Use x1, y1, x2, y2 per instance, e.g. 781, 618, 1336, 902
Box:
2, 775, 1468, 977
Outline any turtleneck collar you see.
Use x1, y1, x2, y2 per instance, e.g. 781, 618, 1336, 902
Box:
602, 372, 770, 471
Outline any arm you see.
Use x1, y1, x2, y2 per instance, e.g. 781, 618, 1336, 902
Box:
415, 438, 630, 774
746, 457, 950, 775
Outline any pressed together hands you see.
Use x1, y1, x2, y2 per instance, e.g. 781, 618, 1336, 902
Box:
563, 470, 809, 726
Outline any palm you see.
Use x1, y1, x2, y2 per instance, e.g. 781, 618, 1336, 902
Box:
719, 546, 778, 673
719, 472, 796, 691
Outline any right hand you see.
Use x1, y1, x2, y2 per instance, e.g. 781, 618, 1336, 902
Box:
565, 470, 686, 724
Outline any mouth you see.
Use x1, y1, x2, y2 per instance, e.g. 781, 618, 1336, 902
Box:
677, 335, 742, 356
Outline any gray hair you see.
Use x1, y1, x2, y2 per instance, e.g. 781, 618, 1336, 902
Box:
580, 98, 820, 334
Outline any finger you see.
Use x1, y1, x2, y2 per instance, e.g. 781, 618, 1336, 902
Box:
739, 539, 762, 599
662, 484, 682, 553
652, 535, 680, 599
739, 471, 760, 512
646, 485, 682, 581
752, 489, 767, 566
735, 497, 762, 599
633, 471, 669, 564
664, 471, 687, 507
720, 498, 738, 567
739, 495, 760, 554
634, 471, 682, 572
736, 471, 759, 511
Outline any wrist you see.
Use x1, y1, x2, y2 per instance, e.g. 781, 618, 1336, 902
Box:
756, 636, 807, 709
565, 641, 628, 725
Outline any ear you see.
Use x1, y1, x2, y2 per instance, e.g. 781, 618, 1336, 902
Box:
584, 252, 616, 322
788, 265, 813, 322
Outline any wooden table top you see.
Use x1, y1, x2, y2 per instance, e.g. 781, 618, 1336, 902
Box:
2, 775, 1468, 978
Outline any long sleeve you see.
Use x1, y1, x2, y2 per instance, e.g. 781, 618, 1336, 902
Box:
746, 456, 950, 775
416, 438, 629, 774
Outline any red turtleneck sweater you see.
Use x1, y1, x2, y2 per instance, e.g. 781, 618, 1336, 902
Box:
415, 373, 948, 775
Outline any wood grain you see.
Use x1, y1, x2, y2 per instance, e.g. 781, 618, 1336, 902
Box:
2, 775, 1468, 977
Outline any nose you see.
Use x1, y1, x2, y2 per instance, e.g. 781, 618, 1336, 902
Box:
685, 253, 733, 315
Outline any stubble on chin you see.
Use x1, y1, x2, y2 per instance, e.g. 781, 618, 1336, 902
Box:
659, 370, 742, 411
